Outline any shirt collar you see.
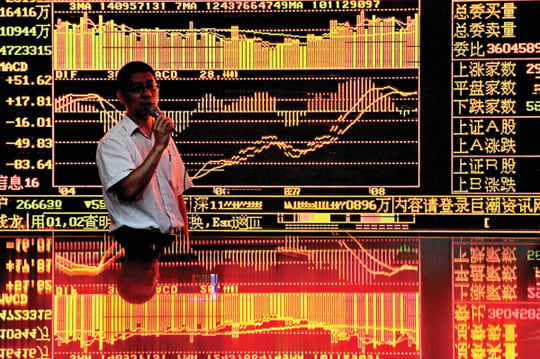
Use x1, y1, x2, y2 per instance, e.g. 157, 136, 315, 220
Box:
121, 115, 148, 137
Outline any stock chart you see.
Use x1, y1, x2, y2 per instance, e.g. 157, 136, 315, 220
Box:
1, 1, 540, 359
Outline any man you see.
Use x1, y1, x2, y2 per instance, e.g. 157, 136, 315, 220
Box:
96, 61, 192, 302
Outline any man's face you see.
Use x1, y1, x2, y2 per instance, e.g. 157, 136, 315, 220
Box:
117, 71, 159, 120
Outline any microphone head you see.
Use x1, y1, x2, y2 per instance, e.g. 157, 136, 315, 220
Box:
149, 107, 160, 118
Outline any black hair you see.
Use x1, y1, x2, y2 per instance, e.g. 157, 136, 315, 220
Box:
116, 61, 156, 92
117, 258, 159, 304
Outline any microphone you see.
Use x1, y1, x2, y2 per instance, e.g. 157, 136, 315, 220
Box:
149, 106, 161, 119
150, 106, 175, 134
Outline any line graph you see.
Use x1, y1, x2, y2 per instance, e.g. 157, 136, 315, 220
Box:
340, 232, 418, 277
52, 2, 420, 189
191, 84, 417, 180
53, 234, 419, 355
54, 233, 419, 285
53, 75, 419, 187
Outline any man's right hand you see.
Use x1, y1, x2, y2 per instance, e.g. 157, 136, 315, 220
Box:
153, 114, 174, 150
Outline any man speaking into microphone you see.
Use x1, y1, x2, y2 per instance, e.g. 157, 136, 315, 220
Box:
96, 61, 192, 302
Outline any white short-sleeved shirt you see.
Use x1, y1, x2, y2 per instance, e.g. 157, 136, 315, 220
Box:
96, 116, 193, 233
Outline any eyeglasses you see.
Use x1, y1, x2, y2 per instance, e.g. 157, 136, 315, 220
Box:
125, 83, 160, 94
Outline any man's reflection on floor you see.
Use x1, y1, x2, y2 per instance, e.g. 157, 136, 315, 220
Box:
55, 232, 174, 304
114, 230, 173, 304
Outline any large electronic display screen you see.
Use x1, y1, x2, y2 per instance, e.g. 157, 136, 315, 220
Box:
1, 1, 540, 358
